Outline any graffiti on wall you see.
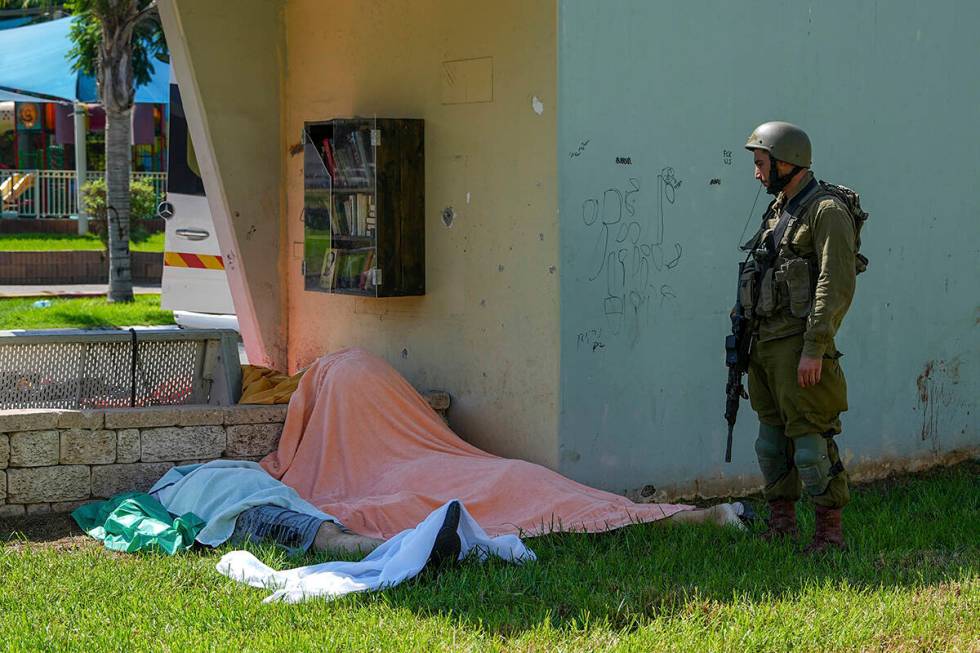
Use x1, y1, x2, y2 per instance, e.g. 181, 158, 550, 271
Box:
578, 168, 684, 346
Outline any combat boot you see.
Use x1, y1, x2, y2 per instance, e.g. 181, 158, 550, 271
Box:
804, 505, 846, 554
760, 499, 799, 541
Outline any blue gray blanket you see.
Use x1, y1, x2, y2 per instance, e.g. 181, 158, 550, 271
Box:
149, 460, 338, 547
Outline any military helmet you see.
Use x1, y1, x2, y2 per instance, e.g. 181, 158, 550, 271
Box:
745, 121, 811, 167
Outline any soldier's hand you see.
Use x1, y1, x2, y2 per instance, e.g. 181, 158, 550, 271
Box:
798, 355, 823, 387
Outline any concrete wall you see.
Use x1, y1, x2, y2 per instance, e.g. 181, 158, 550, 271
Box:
282, 0, 560, 465
158, 0, 288, 369
558, 0, 979, 493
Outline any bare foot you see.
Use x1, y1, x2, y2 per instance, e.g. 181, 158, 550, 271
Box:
312, 521, 384, 555
663, 503, 746, 529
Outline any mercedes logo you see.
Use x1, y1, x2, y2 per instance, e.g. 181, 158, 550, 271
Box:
157, 201, 175, 220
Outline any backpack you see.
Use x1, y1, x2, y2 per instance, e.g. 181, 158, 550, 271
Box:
815, 181, 870, 274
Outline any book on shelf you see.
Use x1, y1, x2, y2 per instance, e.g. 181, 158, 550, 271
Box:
356, 194, 369, 236
320, 129, 374, 188
320, 138, 337, 181
329, 202, 343, 234
366, 195, 377, 235
333, 247, 376, 290
358, 248, 376, 290
319, 248, 339, 289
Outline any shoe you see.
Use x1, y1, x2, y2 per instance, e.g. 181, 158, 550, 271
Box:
733, 501, 760, 528
804, 505, 846, 554
760, 499, 799, 541
425, 500, 462, 570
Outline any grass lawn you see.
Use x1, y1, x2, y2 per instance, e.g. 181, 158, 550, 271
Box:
0, 294, 174, 330
0, 232, 164, 252
0, 463, 976, 652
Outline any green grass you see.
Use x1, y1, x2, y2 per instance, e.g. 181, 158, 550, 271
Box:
0, 232, 165, 252
0, 294, 174, 330
1, 464, 977, 652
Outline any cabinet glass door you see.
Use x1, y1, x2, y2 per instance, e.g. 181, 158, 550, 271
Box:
303, 118, 379, 296
302, 124, 334, 292
327, 118, 378, 295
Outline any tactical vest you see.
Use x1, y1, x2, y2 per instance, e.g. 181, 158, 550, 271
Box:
738, 179, 868, 322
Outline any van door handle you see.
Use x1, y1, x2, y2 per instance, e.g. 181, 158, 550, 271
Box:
175, 228, 210, 241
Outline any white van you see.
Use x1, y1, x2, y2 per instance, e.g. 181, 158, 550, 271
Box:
158, 73, 237, 332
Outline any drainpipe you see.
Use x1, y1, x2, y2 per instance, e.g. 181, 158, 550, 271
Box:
73, 102, 88, 235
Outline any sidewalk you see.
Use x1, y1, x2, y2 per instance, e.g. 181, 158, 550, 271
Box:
0, 284, 162, 298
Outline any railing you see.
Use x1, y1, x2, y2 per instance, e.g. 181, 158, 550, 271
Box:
0, 170, 168, 219
0, 328, 242, 408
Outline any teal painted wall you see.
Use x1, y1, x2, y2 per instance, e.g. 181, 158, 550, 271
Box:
558, 1, 978, 493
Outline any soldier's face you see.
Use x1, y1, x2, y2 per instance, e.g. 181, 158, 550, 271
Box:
753, 151, 771, 187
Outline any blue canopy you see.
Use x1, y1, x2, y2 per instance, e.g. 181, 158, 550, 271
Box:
0, 88, 63, 103
0, 16, 167, 104
0, 17, 33, 31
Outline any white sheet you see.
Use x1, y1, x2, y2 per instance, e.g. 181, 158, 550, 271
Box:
216, 500, 536, 603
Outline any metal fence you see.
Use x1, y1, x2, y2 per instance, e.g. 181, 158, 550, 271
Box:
0, 328, 241, 409
0, 170, 167, 219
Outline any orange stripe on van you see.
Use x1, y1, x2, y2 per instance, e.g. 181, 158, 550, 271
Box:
164, 252, 225, 270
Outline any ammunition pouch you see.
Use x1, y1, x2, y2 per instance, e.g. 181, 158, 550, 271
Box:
757, 266, 777, 317
738, 260, 758, 319
777, 257, 813, 318
745, 236, 815, 321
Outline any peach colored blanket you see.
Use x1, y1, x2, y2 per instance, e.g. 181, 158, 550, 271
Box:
261, 349, 690, 539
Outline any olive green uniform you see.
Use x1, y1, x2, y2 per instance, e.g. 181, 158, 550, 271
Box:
744, 171, 854, 509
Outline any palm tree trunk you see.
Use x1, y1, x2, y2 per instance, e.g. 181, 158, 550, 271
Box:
98, 0, 140, 303
105, 105, 133, 302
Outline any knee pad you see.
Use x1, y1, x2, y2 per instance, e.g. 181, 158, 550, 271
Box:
755, 423, 790, 485
794, 434, 832, 497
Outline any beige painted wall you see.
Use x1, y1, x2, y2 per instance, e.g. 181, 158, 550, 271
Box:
284, 0, 559, 465
158, 0, 288, 369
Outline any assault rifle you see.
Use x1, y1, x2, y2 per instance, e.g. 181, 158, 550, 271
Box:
724, 260, 754, 463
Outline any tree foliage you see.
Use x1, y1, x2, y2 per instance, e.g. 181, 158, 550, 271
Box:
65, 0, 167, 90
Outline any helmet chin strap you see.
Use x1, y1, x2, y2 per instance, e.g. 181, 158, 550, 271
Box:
765, 153, 803, 196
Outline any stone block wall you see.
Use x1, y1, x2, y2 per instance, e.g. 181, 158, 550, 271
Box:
0, 393, 449, 518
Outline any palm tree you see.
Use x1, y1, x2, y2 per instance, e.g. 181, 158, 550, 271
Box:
68, 0, 166, 302
3, 0, 166, 302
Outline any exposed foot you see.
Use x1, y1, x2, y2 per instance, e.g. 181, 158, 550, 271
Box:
312, 521, 384, 555
734, 501, 760, 528
711, 503, 747, 530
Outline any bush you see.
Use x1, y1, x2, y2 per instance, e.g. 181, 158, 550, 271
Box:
80, 177, 158, 245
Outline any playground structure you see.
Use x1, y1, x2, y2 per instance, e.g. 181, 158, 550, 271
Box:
0, 170, 33, 215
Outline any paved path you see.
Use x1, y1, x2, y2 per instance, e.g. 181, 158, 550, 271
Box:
0, 284, 162, 298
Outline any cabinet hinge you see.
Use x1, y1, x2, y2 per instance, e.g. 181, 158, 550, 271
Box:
370, 129, 380, 147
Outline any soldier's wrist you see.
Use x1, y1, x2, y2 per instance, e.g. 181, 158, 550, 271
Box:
802, 340, 826, 359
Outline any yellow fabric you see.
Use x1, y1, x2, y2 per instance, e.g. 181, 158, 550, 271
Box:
238, 365, 305, 404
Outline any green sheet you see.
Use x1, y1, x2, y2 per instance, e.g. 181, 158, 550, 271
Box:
72, 491, 205, 555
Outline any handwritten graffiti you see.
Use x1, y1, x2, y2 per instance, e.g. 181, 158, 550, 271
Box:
576, 328, 605, 352
580, 169, 684, 345
569, 139, 591, 159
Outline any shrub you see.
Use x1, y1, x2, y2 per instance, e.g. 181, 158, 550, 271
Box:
80, 177, 158, 245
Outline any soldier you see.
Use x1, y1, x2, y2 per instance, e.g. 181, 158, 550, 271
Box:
741, 121, 857, 553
